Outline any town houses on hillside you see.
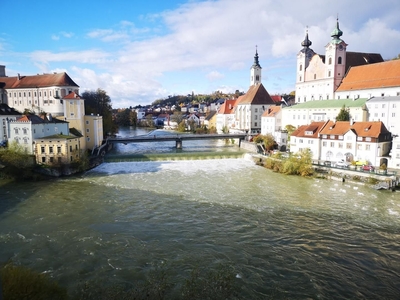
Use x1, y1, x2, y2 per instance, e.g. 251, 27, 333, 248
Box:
0, 66, 104, 165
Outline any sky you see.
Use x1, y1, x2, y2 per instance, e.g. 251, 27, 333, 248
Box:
1, 0, 400, 109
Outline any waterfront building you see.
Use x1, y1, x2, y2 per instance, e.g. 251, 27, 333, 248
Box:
9, 114, 69, 154
366, 96, 400, 169
289, 121, 326, 160
216, 99, 236, 133
0, 103, 21, 144
260, 106, 287, 150
290, 120, 392, 166
204, 111, 217, 130
34, 134, 82, 165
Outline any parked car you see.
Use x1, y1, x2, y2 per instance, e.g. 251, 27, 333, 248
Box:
323, 161, 332, 167
335, 160, 349, 168
361, 165, 375, 172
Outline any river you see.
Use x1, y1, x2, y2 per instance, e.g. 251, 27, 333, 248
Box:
0, 128, 399, 299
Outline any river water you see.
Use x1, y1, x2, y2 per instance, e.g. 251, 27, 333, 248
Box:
1, 128, 400, 299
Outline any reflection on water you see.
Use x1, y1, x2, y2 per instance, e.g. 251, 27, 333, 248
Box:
0, 129, 400, 298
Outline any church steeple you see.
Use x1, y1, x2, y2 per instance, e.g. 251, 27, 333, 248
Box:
250, 46, 262, 86
330, 17, 344, 44
301, 30, 312, 49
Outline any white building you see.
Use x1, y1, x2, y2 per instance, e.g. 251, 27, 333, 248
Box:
216, 99, 236, 133
9, 114, 69, 154
0, 70, 79, 116
281, 98, 368, 129
0, 104, 21, 143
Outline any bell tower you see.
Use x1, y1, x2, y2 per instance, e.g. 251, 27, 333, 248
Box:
250, 46, 262, 86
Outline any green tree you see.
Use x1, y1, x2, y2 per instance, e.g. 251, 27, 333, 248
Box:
115, 109, 137, 127
177, 120, 186, 132
336, 105, 350, 121
82, 89, 117, 137
253, 134, 277, 151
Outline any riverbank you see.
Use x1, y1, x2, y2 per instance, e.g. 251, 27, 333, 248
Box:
253, 153, 399, 191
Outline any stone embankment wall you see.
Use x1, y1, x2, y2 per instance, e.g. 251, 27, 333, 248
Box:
239, 141, 258, 153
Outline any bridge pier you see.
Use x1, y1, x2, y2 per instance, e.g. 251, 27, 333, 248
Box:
176, 139, 182, 149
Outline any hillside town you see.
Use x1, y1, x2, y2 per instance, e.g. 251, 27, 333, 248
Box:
0, 19, 399, 170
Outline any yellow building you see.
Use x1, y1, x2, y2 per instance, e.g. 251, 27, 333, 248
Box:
34, 134, 82, 165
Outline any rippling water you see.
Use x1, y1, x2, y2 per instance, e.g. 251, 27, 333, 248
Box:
1, 129, 400, 299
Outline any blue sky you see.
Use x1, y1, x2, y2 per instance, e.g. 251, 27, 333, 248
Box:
1, 0, 400, 108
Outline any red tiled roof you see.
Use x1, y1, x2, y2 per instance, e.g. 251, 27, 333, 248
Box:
319, 120, 389, 138
261, 105, 281, 117
291, 121, 327, 138
63, 91, 81, 99
218, 99, 237, 114
337, 59, 400, 91
0, 72, 79, 89
237, 83, 275, 105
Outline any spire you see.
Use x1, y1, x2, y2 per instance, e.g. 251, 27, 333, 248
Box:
331, 17, 343, 44
252, 45, 261, 69
301, 28, 312, 48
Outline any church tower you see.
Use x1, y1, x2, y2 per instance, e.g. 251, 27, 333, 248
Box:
250, 47, 262, 86
325, 18, 347, 92
296, 30, 315, 84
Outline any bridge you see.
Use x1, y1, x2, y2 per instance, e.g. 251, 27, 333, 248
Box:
106, 133, 247, 149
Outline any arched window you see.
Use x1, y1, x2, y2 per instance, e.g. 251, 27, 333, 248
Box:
256, 75, 260, 81
338, 57, 342, 64
329, 57, 332, 65
314, 74, 316, 80
299, 64, 302, 71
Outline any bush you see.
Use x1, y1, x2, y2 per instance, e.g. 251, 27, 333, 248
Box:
0, 263, 68, 300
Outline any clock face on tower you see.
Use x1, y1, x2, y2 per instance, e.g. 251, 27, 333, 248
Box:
339, 44, 344, 51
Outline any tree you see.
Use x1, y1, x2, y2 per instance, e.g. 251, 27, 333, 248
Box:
170, 111, 184, 124
115, 109, 137, 127
336, 105, 350, 121
253, 134, 277, 151
82, 89, 117, 136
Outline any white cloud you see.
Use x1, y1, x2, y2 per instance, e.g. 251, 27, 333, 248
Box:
6, 0, 400, 108
206, 71, 224, 81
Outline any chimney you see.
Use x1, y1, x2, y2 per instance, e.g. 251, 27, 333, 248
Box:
0, 65, 5, 77
17, 73, 21, 80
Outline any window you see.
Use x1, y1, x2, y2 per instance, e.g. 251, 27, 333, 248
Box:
392, 113, 396, 117
365, 144, 370, 150
23, 128, 27, 134
49, 146, 53, 153
330, 135, 335, 139
357, 144, 362, 150
346, 143, 352, 149
255, 108, 258, 113
58, 157, 62, 163
338, 143, 343, 148
49, 157, 54, 163
299, 64, 302, 71
330, 142, 334, 147
314, 74, 316, 79
328, 71, 331, 77
338, 57, 342, 64
14, 128, 19, 134
254, 122, 257, 127
308, 140, 313, 144
328, 57, 332, 65
382, 104, 386, 108
57, 146, 61, 153
41, 146, 45, 153
75, 145, 78, 150
299, 139, 303, 143
86, 120, 89, 125
70, 146, 72, 152
42, 157, 46, 163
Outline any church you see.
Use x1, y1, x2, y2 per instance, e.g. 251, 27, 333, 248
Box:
295, 19, 384, 103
